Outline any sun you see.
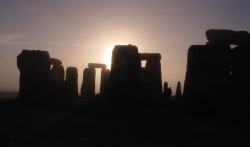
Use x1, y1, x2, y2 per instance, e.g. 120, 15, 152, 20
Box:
103, 45, 114, 69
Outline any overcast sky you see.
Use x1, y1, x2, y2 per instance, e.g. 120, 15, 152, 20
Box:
0, 0, 249, 94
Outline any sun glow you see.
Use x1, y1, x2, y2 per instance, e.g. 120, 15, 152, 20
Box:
103, 45, 114, 69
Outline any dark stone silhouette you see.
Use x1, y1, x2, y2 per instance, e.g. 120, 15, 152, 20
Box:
206, 29, 250, 45
50, 58, 62, 65
100, 68, 110, 96
231, 45, 250, 113
17, 49, 51, 101
88, 63, 107, 69
50, 64, 65, 99
175, 81, 182, 100
65, 67, 78, 99
140, 53, 162, 99
183, 45, 232, 114
163, 82, 172, 101
81, 68, 96, 99
109, 44, 142, 104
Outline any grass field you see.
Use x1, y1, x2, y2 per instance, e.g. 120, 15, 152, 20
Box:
1, 93, 250, 146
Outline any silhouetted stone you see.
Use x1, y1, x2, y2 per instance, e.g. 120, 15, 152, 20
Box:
50, 64, 65, 99
65, 67, 78, 99
17, 49, 51, 101
109, 45, 142, 104
50, 58, 62, 65
175, 81, 182, 100
139, 53, 161, 60
88, 63, 107, 69
163, 82, 172, 101
81, 68, 96, 99
231, 45, 250, 113
183, 45, 232, 114
140, 53, 162, 99
100, 68, 110, 95
206, 29, 250, 45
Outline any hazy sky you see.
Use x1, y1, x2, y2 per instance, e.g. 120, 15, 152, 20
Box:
0, 0, 249, 94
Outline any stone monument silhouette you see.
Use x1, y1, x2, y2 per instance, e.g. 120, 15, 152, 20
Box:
81, 63, 110, 99
17, 49, 51, 102
65, 67, 78, 99
140, 53, 162, 99
109, 44, 142, 104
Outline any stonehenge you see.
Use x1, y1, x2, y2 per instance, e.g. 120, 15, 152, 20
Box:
17, 49, 51, 101
17, 29, 250, 115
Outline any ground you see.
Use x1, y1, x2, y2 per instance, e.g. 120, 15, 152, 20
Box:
1, 95, 250, 146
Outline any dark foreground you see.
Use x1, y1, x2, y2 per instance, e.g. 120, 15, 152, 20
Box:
1, 97, 250, 147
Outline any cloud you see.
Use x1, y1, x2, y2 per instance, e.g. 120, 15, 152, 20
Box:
0, 35, 23, 44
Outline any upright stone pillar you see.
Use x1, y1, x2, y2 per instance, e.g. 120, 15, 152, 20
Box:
232, 45, 250, 112
100, 68, 110, 95
140, 53, 162, 99
50, 62, 65, 99
17, 49, 51, 102
183, 45, 231, 114
175, 81, 182, 100
65, 67, 78, 99
109, 44, 142, 104
81, 68, 96, 99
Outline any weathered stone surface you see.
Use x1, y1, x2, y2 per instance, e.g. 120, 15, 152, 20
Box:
109, 45, 142, 104
163, 82, 172, 101
50, 64, 65, 99
139, 53, 161, 60
206, 29, 250, 45
100, 68, 110, 95
232, 45, 250, 113
183, 45, 232, 114
50, 58, 62, 65
65, 67, 78, 99
17, 49, 51, 101
175, 81, 182, 100
81, 68, 96, 99
88, 63, 107, 69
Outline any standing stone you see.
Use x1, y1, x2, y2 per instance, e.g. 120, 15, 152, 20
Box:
144, 54, 162, 98
232, 45, 250, 113
140, 53, 162, 99
50, 64, 65, 99
81, 68, 96, 99
175, 81, 182, 100
17, 49, 51, 102
100, 68, 110, 95
65, 67, 78, 99
183, 45, 231, 114
109, 44, 142, 104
